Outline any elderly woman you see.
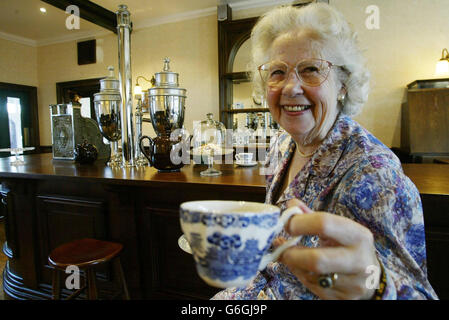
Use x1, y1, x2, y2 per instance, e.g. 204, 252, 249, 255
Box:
213, 3, 437, 300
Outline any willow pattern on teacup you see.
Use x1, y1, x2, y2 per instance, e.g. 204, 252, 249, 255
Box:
180, 209, 279, 229
192, 231, 276, 282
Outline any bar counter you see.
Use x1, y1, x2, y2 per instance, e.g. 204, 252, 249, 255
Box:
0, 153, 448, 299
0, 153, 268, 189
0, 153, 267, 300
1, 153, 448, 194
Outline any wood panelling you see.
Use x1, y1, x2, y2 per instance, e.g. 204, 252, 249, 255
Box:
139, 205, 219, 299
35, 195, 107, 285
421, 193, 449, 299
0, 185, 18, 259
425, 230, 449, 299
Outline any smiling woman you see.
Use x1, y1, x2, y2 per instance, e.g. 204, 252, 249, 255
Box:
212, 3, 438, 300
0, 0, 448, 301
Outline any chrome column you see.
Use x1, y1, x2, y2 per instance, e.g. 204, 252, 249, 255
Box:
116, 4, 135, 167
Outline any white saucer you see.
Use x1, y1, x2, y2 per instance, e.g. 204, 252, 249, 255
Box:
178, 234, 192, 254
236, 160, 257, 167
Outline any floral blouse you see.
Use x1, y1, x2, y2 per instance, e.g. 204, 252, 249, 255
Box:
212, 114, 438, 300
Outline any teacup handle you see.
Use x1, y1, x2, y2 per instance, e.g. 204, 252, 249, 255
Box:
259, 206, 303, 271
235, 154, 241, 161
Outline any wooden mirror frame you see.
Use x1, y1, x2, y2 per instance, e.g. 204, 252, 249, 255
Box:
218, 15, 258, 128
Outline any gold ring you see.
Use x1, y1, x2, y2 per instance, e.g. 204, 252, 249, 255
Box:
317, 273, 338, 289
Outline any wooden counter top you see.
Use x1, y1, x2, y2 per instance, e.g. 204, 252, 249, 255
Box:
1, 153, 448, 196
0, 153, 267, 191
402, 164, 449, 196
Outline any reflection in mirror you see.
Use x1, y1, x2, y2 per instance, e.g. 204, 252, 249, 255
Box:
0, 0, 114, 149
232, 39, 251, 73
232, 38, 265, 130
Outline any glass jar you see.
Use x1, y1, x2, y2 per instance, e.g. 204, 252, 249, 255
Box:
193, 113, 226, 150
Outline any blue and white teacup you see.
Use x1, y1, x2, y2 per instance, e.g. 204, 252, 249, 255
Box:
179, 200, 302, 288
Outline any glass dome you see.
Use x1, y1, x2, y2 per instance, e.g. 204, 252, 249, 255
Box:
193, 113, 226, 151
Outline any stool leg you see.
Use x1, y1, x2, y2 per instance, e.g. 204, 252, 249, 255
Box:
65, 272, 87, 300
52, 268, 61, 300
113, 258, 130, 300
86, 268, 98, 300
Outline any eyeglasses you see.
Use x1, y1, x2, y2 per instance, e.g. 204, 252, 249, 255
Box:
258, 58, 341, 87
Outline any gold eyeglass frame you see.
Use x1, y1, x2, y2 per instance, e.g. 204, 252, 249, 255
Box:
257, 58, 343, 87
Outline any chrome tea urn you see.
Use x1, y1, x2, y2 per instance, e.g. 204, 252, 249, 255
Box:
139, 58, 187, 172
93, 66, 122, 167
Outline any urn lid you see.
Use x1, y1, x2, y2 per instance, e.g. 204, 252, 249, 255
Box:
99, 66, 120, 91
95, 66, 121, 102
94, 92, 121, 102
147, 58, 186, 97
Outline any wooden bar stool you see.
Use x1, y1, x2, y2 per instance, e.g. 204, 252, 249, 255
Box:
48, 238, 130, 300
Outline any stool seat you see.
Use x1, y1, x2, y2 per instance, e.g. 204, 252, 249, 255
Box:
48, 238, 129, 300
48, 238, 123, 269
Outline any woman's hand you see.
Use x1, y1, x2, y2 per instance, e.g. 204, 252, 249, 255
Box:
277, 199, 381, 300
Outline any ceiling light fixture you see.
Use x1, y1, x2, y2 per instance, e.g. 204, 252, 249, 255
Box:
40, 8, 47, 13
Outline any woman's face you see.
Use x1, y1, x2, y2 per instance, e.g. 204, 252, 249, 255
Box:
266, 33, 343, 145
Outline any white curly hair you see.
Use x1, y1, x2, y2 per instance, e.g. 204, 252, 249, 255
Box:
250, 3, 370, 116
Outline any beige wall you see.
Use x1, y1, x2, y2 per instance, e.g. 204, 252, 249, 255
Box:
333, 0, 449, 147
0, 38, 38, 87
37, 34, 118, 145
132, 14, 218, 140
2, 0, 449, 148
36, 14, 218, 145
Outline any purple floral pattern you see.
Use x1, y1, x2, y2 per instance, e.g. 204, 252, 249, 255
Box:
212, 114, 438, 300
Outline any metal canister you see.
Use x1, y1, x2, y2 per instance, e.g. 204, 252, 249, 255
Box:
145, 58, 187, 136
93, 66, 122, 141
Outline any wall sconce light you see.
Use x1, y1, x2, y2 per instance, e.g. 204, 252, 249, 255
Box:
436, 48, 449, 75
134, 83, 142, 97
134, 75, 155, 98
133, 75, 155, 167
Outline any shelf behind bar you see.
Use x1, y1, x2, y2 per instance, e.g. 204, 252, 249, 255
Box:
223, 72, 252, 82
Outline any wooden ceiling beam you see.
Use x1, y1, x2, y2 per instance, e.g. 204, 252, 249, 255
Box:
41, 0, 117, 34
